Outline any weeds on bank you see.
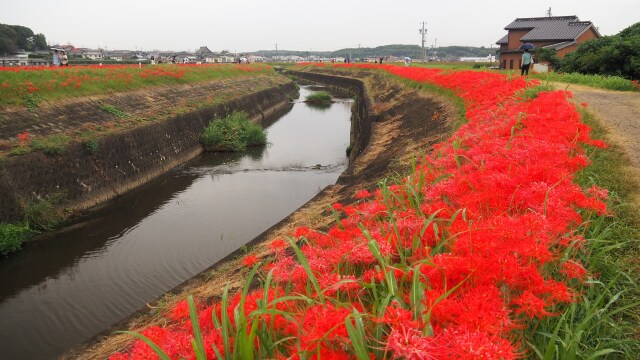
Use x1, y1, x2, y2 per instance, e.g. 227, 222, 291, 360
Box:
22, 192, 66, 231
100, 104, 131, 118
0, 193, 65, 256
0, 223, 35, 256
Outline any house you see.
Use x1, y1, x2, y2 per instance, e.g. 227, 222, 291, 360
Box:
496, 16, 600, 70
459, 55, 497, 63
195, 46, 215, 60
82, 49, 104, 60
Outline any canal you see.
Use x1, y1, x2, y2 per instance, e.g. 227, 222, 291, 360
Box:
0, 85, 352, 359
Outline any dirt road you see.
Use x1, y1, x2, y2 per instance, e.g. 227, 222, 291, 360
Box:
555, 83, 640, 167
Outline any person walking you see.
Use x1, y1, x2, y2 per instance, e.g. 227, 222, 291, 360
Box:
60, 51, 69, 67
521, 49, 532, 76
52, 50, 60, 66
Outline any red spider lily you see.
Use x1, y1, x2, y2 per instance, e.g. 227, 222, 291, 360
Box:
17, 131, 29, 146
241, 254, 258, 267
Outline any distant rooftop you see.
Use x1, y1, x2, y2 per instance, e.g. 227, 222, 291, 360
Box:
502, 16, 600, 41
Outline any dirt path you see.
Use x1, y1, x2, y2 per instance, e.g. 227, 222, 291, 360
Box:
554, 83, 640, 167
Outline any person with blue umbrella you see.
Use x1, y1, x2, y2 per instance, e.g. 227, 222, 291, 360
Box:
521, 46, 534, 76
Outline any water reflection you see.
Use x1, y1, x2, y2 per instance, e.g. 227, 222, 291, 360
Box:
305, 102, 332, 111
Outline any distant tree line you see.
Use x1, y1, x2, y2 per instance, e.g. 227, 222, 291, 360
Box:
0, 23, 48, 54
538, 22, 640, 80
253, 44, 496, 60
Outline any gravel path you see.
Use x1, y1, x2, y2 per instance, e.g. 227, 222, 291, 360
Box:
555, 83, 640, 167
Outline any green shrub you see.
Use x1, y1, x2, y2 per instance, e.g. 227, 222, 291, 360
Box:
0, 223, 34, 256
304, 91, 332, 104
85, 139, 100, 154
557, 22, 640, 80
200, 112, 266, 152
22, 193, 65, 231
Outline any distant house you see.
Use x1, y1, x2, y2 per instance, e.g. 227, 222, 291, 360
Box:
82, 50, 104, 60
496, 16, 600, 70
195, 46, 215, 60
459, 55, 497, 63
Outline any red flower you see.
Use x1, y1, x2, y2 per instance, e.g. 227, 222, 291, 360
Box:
242, 254, 258, 267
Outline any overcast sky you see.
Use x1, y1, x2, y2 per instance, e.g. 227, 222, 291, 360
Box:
3, 0, 638, 52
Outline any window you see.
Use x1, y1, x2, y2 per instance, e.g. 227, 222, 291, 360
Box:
509, 59, 514, 69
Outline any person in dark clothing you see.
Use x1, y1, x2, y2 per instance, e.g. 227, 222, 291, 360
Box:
521, 49, 532, 76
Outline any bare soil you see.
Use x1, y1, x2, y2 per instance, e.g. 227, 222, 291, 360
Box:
63, 70, 458, 359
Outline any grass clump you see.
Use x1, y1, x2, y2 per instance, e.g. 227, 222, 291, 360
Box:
304, 91, 333, 105
100, 104, 131, 118
526, 108, 640, 358
0, 223, 35, 256
530, 72, 639, 92
22, 193, 66, 231
200, 112, 267, 152
31, 134, 71, 154
85, 139, 100, 154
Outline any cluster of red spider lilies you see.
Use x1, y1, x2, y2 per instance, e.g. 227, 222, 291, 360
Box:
110, 64, 607, 359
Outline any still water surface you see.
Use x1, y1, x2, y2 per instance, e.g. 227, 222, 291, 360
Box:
0, 86, 352, 359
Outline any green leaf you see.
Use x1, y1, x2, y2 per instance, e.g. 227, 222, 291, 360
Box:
188, 295, 207, 360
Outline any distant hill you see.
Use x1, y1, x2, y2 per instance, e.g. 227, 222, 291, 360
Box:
0, 24, 48, 54
251, 44, 496, 60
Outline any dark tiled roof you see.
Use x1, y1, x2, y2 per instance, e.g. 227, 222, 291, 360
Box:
503, 16, 598, 41
496, 34, 508, 45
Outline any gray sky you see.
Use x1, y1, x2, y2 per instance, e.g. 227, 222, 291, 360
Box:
3, 0, 638, 52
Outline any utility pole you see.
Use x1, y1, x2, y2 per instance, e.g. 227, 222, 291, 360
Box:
274, 43, 278, 62
546, 7, 552, 17
419, 21, 427, 62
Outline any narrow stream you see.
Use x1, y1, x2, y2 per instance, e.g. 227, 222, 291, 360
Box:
0, 85, 352, 359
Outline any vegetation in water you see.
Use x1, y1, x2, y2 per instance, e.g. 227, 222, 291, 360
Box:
304, 91, 332, 105
200, 112, 266, 152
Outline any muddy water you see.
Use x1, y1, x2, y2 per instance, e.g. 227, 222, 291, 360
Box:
0, 86, 352, 359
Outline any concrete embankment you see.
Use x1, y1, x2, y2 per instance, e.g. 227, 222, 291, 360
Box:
0, 77, 297, 222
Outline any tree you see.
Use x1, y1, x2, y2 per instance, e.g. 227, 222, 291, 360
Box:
0, 24, 18, 54
535, 48, 561, 69
0, 24, 48, 54
32, 33, 48, 50
558, 22, 640, 80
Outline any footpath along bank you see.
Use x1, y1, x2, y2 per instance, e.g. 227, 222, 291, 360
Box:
92, 64, 639, 359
